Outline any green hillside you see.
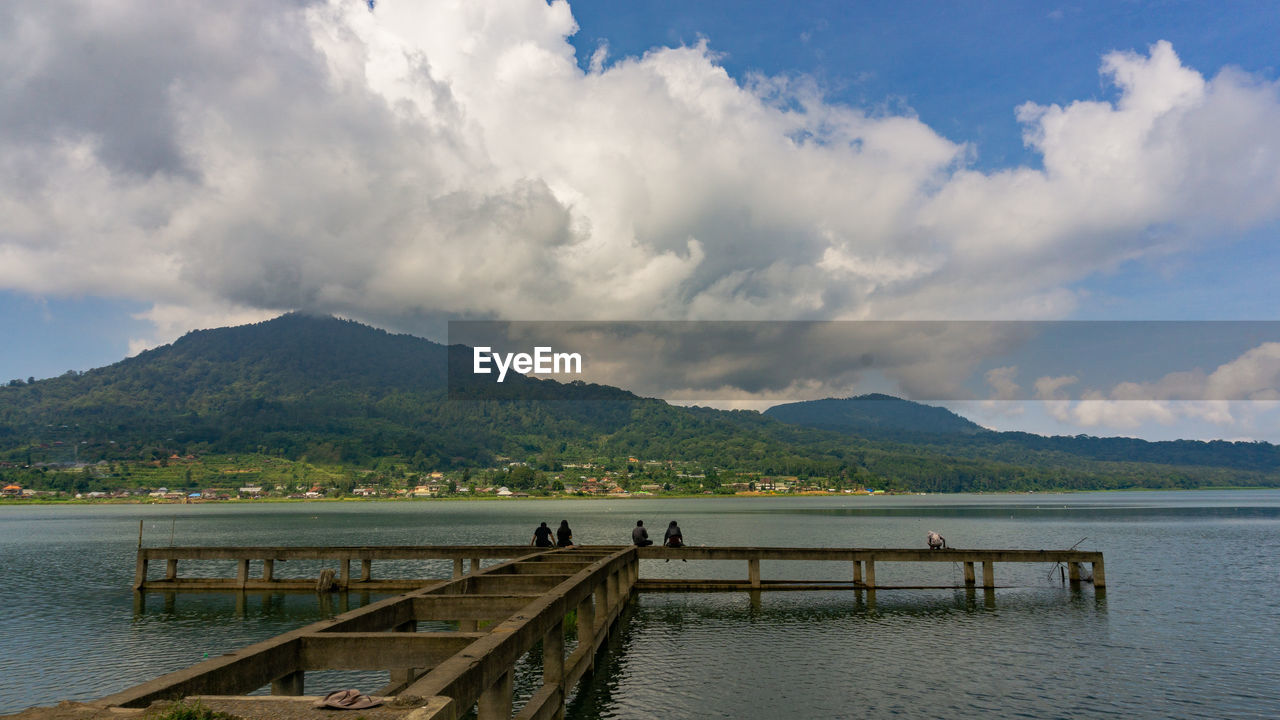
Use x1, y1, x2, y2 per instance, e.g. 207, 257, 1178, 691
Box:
766, 394, 987, 437
764, 395, 1280, 473
1, 313, 1277, 493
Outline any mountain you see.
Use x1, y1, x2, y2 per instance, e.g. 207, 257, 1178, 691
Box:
1, 313, 1277, 492
0, 313, 647, 467
765, 394, 987, 438
763, 395, 1280, 474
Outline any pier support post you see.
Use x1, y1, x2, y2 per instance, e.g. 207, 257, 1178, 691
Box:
593, 584, 607, 632
577, 595, 595, 641
390, 621, 420, 687
134, 556, 148, 590
452, 558, 464, 579
262, 559, 274, 582
236, 559, 249, 588
748, 559, 761, 588
865, 560, 876, 589
543, 619, 565, 719
1092, 559, 1106, 588
1068, 562, 1081, 583
963, 562, 975, 586
477, 669, 512, 720
982, 561, 994, 588
339, 559, 351, 589
853, 560, 862, 585
471, 558, 481, 575
271, 670, 304, 696
606, 571, 619, 613
361, 559, 371, 582
165, 559, 178, 581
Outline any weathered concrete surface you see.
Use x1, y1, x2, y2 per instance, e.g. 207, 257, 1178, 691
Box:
297, 633, 483, 670
105, 551, 554, 709
193, 695, 444, 720
400, 548, 635, 718
135, 545, 559, 591
0, 702, 144, 720
636, 579, 976, 591
82, 544, 1104, 719
634, 546, 1104, 563
138, 545, 546, 561
411, 594, 541, 621
138, 579, 448, 593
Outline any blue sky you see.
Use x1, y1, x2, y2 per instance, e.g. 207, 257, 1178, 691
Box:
2, 0, 1279, 440
569, 1, 1279, 167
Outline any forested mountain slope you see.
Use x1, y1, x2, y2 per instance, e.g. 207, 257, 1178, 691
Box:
2, 314, 1275, 491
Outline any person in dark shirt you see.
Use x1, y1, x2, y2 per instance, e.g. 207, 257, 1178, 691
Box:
631, 520, 653, 546
663, 520, 687, 562
663, 520, 684, 548
556, 520, 574, 547
531, 522, 554, 547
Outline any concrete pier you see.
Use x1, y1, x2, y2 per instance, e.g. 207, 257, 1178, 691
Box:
104, 544, 1104, 718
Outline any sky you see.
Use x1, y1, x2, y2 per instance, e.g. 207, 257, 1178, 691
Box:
2, 0, 1280, 441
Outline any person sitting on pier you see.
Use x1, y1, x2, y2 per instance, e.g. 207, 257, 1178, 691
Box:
532, 521, 554, 547
663, 520, 687, 562
663, 520, 684, 548
632, 520, 653, 546
927, 530, 947, 550
556, 519, 575, 548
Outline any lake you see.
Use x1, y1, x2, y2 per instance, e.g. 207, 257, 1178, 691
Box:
2, 491, 1278, 718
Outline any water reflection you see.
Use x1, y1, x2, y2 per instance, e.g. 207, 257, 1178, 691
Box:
568, 588, 1111, 720
131, 590, 381, 619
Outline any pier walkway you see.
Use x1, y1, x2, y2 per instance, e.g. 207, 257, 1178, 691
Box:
94, 544, 1105, 719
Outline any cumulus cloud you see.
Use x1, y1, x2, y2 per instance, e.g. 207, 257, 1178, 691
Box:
3, 2, 1280, 353
450, 320, 1041, 403
1034, 342, 1280, 431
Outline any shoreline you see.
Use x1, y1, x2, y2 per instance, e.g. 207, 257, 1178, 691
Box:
2, 485, 1276, 507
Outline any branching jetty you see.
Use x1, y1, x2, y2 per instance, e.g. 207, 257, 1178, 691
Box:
81, 544, 1105, 719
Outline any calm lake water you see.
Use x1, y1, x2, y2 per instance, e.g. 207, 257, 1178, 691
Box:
2, 491, 1279, 718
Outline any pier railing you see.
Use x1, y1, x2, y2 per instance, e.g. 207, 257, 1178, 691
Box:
134, 545, 554, 592
634, 546, 1106, 589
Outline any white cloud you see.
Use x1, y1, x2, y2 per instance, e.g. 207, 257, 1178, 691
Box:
1034, 375, 1078, 400
127, 302, 282, 357
985, 365, 1021, 401
1030, 342, 1280, 432
3, 4, 1280, 349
